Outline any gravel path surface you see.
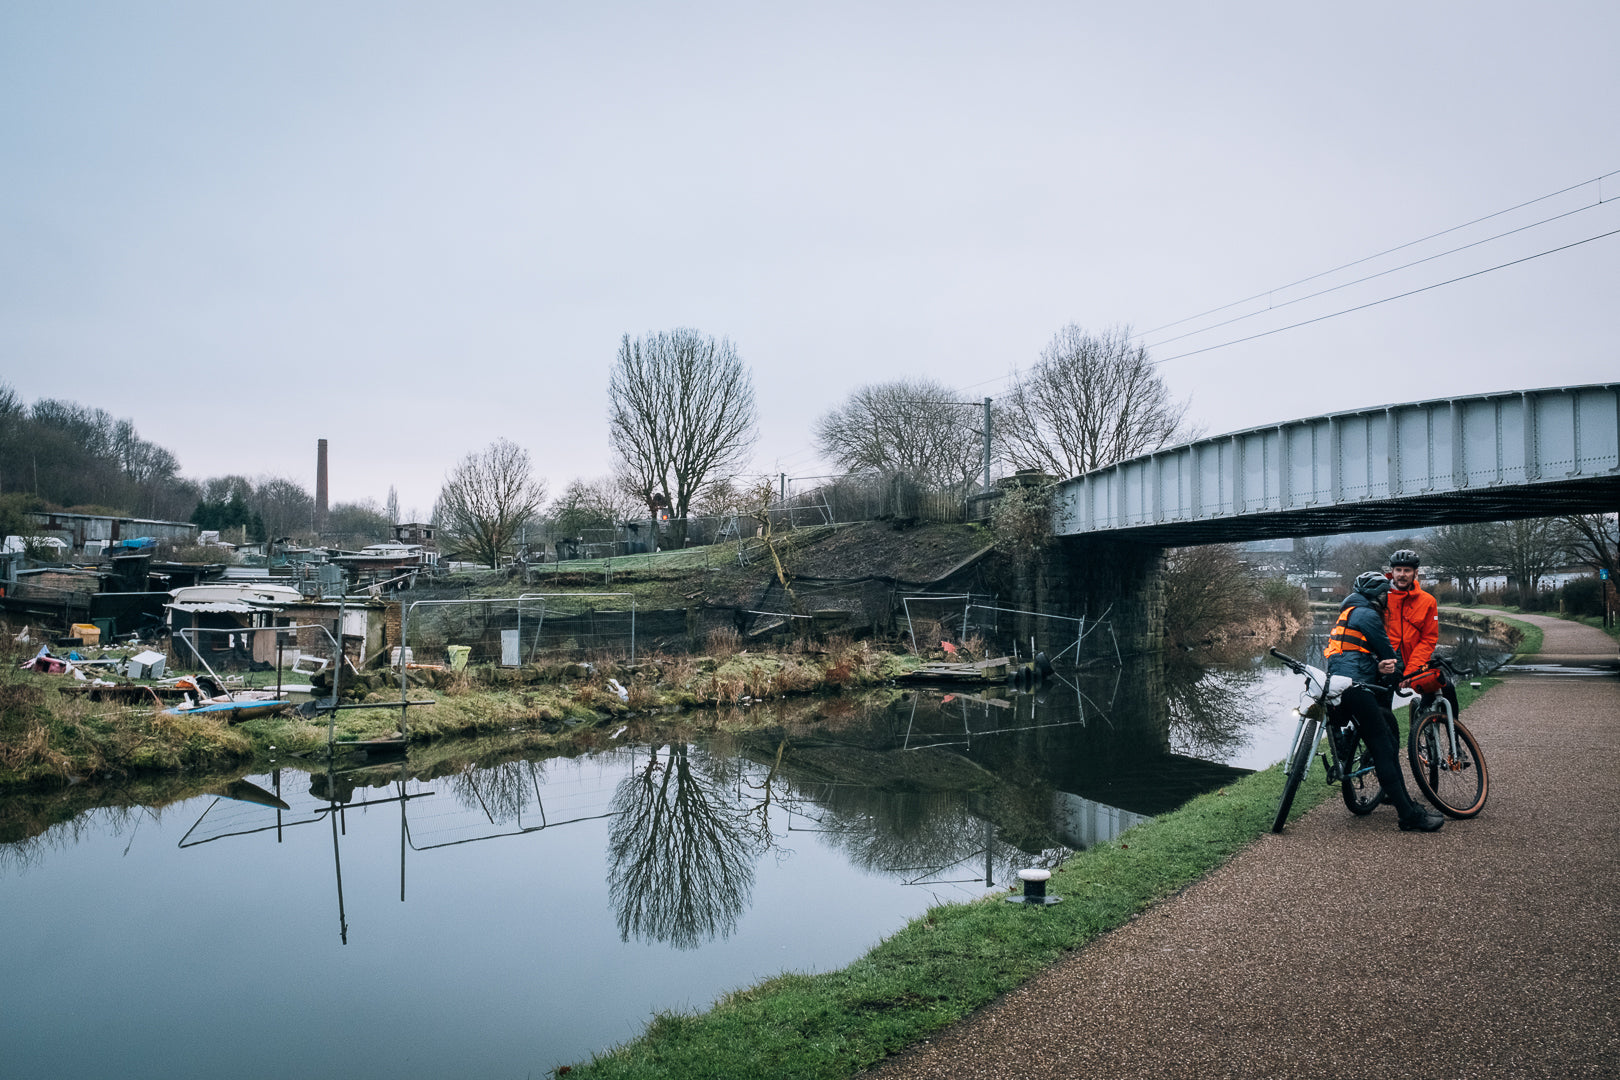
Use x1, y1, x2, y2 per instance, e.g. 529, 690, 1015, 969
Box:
865, 620, 1619, 1079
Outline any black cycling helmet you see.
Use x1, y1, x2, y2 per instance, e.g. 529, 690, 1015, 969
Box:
1354, 570, 1393, 602
1389, 548, 1421, 568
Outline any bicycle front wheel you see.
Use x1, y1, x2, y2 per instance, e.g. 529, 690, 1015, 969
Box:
1408, 713, 1488, 818
1272, 717, 1321, 833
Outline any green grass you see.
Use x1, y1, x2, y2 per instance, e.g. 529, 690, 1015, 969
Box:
1440, 607, 1542, 657
572, 766, 1305, 1079
1488, 614, 1543, 656
566, 676, 1497, 1079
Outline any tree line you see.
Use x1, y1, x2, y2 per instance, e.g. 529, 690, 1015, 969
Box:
1291, 515, 1619, 611
438, 322, 1196, 566
0, 379, 395, 551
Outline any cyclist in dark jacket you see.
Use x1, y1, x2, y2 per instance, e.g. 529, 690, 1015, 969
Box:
1325, 572, 1444, 832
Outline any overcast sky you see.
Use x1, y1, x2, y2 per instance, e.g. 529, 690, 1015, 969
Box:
3, 1, 1616, 520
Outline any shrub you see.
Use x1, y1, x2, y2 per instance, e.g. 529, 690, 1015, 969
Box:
1559, 576, 1606, 617
1259, 577, 1309, 620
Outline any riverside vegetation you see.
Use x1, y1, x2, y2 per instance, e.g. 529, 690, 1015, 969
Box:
0, 551, 1531, 1077
0, 630, 914, 790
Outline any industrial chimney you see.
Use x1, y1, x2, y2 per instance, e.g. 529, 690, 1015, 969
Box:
316, 438, 329, 536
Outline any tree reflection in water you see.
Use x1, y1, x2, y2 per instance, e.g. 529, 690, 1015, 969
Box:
445, 759, 546, 825
607, 744, 760, 950
1162, 656, 1263, 761
803, 786, 1067, 890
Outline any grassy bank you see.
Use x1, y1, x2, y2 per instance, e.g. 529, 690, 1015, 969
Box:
566, 678, 1495, 1079
0, 638, 916, 790
1439, 608, 1542, 657
1456, 604, 1620, 650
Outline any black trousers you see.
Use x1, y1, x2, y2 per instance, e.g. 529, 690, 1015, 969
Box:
1338, 686, 1418, 816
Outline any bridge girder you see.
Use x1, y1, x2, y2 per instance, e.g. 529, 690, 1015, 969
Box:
1054, 383, 1620, 545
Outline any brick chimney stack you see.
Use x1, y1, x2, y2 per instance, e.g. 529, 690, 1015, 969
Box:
316, 438, 329, 536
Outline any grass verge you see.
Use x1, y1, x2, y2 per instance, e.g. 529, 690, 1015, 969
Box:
1440, 607, 1542, 657
1491, 614, 1543, 656
1566, 613, 1620, 646
567, 677, 1496, 1080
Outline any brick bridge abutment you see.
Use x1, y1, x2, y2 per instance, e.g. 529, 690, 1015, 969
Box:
1030, 536, 1168, 660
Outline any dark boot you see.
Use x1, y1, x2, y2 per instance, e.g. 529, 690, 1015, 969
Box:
1362, 715, 1440, 831
1399, 804, 1445, 832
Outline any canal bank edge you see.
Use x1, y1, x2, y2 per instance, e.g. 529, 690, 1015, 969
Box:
565, 680, 1495, 1080
1439, 607, 1541, 657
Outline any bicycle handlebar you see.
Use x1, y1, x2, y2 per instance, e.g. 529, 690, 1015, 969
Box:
1268, 647, 1308, 674
1270, 647, 1391, 698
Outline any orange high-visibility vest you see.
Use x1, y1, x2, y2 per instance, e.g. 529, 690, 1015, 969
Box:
1323, 606, 1373, 659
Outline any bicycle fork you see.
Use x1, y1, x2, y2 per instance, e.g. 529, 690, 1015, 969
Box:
1420, 698, 1467, 772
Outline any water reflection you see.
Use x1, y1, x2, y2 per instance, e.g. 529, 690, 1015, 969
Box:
5, 653, 1276, 956
0, 629, 1520, 1079
1163, 658, 1264, 762
608, 743, 761, 949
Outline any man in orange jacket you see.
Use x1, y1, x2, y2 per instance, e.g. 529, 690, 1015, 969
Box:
1384, 547, 1460, 718
1384, 548, 1438, 674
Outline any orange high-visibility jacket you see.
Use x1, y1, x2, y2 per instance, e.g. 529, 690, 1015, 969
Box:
1323, 593, 1398, 683
1384, 583, 1439, 675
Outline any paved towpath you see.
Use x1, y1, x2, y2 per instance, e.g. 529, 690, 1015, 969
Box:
865, 618, 1619, 1079
1478, 607, 1620, 670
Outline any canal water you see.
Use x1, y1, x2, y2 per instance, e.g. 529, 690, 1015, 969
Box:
0, 626, 1505, 1077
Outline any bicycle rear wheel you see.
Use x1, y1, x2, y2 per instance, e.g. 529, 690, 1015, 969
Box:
1339, 727, 1383, 815
1408, 713, 1488, 818
1272, 716, 1321, 833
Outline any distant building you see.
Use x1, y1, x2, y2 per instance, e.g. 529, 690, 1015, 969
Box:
25, 511, 197, 552
393, 522, 436, 550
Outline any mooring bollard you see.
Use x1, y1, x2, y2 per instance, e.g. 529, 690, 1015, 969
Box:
1005, 868, 1062, 905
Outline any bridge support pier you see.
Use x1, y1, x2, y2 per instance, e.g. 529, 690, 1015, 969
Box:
1037, 536, 1166, 659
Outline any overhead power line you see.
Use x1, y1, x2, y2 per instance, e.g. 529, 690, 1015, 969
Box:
1138, 168, 1618, 340
1153, 226, 1620, 365
1142, 197, 1613, 352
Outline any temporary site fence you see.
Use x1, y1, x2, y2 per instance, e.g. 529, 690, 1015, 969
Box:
518, 471, 977, 571
900, 593, 1120, 666
399, 593, 638, 674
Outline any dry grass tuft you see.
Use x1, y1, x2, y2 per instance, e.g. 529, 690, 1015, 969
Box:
706, 626, 742, 657
0, 720, 73, 777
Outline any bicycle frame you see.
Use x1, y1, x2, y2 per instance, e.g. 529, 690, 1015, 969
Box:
1277, 659, 1372, 786
1284, 699, 1374, 786
1404, 660, 1467, 767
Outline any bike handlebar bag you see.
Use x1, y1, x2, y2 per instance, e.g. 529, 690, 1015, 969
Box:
1402, 664, 1445, 695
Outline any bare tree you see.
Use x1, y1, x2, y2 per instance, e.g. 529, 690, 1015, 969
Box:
1160, 544, 1256, 648
1491, 516, 1568, 607
1561, 513, 1618, 581
254, 477, 316, 541
546, 476, 635, 541
325, 500, 393, 548
1287, 535, 1334, 578
998, 324, 1195, 477
435, 438, 547, 569
385, 485, 399, 527
608, 329, 757, 530
1326, 537, 1401, 586
1423, 523, 1498, 598
813, 378, 983, 490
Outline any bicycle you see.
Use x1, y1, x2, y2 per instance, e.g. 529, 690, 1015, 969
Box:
1268, 648, 1387, 833
1400, 657, 1489, 818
